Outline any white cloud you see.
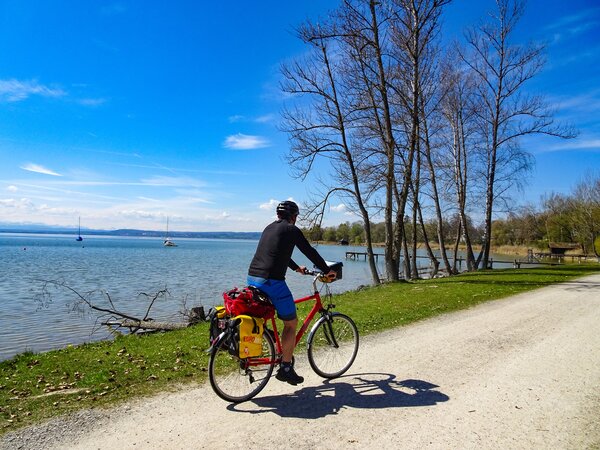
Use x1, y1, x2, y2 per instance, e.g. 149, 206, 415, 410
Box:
255, 114, 275, 123
544, 8, 600, 32
20, 163, 63, 177
172, 189, 213, 204
202, 211, 253, 224
0, 79, 65, 102
7, 185, 18, 192
259, 199, 280, 211
0, 198, 77, 216
118, 209, 165, 220
547, 88, 600, 113
543, 139, 600, 152
139, 175, 205, 188
331, 203, 347, 213
227, 114, 275, 124
78, 98, 107, 107
223, 133, 270, 150
0, 197, 35, 211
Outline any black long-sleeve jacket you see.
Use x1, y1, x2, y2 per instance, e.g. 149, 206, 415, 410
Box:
248, 220, 330, 280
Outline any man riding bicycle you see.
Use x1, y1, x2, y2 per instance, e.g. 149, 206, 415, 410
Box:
247, 200, 336, 385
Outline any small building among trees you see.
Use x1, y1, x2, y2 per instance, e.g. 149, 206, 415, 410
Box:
548, 242, 582, 256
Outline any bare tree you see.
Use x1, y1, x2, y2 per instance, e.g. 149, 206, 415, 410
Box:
354, 0, 403, 281
388, 0, 451, 279
280, 17, 382, 284
408, 140, 442, 277
568, 173, 600, 253
439, 50, 480, 270
297, 0, 404, 282
419, 86, 454, 274
460, 0, 576, 269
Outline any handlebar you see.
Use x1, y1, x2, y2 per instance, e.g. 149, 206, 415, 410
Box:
302, 267, 336, 283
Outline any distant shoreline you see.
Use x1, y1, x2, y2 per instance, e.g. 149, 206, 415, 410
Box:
0, 229, 262, 240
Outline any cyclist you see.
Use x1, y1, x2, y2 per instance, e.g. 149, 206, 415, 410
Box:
247, 200, 336, 385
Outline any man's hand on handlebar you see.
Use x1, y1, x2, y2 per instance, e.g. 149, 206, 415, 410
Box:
296, 266, 336, 281
324, 270, 337, 281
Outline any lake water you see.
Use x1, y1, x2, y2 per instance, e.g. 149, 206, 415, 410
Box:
0, 234, 389, 360
0, 233, 515, 361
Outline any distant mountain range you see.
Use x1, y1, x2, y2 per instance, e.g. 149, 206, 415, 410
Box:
0, 223, 261, 240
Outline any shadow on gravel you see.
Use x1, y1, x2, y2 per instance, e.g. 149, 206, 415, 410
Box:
228, 373, 449, 419
561, 280, 600, 291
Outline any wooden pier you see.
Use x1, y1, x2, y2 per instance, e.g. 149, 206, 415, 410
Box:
345, 251, 384, 261
532, 253, 596, 263
345, 251, 464, 270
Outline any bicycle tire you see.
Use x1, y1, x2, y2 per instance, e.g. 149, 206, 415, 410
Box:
208, 327, 276, 403
307, 312, 359, 379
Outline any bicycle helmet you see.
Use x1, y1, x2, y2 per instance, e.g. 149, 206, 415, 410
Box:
276, 200, 299, 219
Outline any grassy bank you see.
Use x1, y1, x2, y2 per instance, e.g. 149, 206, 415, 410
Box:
2, 265, 599, 434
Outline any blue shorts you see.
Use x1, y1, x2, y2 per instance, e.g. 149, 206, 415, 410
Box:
247, 276, 296, 321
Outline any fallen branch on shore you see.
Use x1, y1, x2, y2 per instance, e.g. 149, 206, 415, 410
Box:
103, 320, 188, 332
103, 308, 205, 333
36, 280, 206, 334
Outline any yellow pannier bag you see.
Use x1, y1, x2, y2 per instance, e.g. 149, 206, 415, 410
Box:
236, 315, 264, 358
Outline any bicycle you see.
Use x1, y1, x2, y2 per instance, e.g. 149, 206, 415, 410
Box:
208, 269, 359, 403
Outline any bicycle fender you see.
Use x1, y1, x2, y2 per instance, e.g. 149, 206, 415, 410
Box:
308, 315, 327, 337
309, 313, 341, 349
308, 313, 336, 339
206, 330, 227, 353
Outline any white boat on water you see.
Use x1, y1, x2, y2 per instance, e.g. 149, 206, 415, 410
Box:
163, 217, 177, 247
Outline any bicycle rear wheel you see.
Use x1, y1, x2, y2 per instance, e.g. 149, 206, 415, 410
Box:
208, 328, 276, 403
307, 312, 359, 379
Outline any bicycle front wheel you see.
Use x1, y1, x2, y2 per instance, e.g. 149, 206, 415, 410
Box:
208, 328, 276, 403
307, 312, 359, 379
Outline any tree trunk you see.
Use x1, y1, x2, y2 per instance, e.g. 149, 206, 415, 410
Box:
420, 94, 453, 274
410, 144, 421, 279
401, 220, 411, 279
374, 2, 400, 282
452, 220, 462, 273
320, 44, 381, 285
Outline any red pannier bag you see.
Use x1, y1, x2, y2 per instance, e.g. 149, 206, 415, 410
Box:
223, 286, 275, 319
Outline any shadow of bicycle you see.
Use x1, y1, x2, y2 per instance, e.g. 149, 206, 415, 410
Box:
561, 280, 600, 292
228, 373, 449, 419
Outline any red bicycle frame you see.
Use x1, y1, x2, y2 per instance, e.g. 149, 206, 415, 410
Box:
244, 285, 326, 367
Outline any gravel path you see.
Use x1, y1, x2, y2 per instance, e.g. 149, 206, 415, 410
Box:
3, 273, 600, 450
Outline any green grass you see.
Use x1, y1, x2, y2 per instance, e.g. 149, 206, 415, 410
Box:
332, 265, 600, 335
1, 264, 598, 434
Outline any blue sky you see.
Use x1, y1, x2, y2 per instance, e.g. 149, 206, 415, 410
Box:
0, 1, 599, 232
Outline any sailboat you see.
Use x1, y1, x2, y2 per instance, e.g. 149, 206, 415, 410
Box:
163, 217, 177, 247
76, 217, 83, 242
